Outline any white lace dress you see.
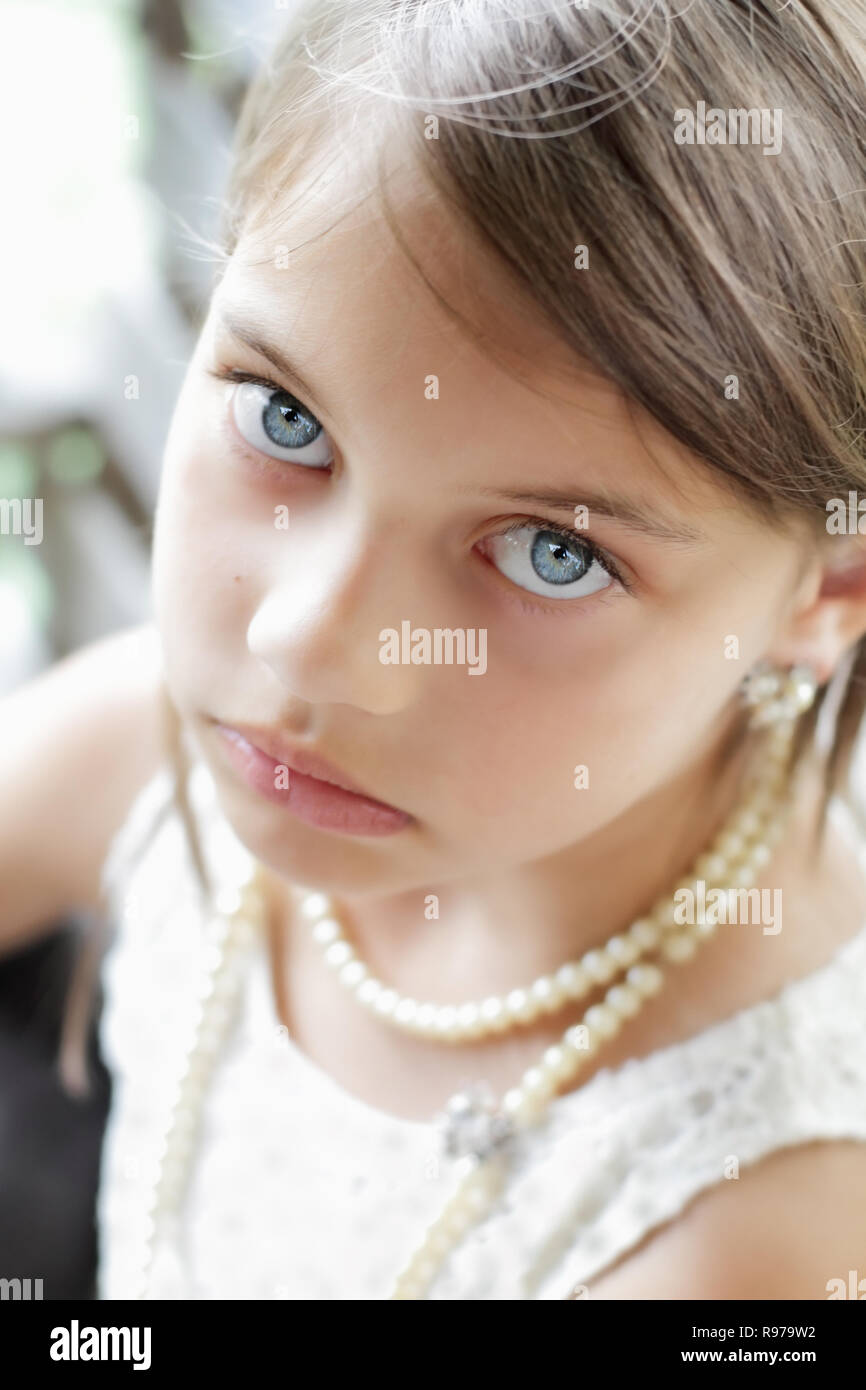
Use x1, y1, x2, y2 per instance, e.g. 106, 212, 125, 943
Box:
94, 761, 866, 1300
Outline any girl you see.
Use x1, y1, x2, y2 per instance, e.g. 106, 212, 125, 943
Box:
4, 0, 866, 1300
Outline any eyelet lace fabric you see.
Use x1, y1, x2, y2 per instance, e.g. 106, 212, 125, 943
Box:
94, 761, 866, 1300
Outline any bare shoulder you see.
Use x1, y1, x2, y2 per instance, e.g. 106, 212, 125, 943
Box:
585, 1140, 866, 1300
0, 622, 168, 950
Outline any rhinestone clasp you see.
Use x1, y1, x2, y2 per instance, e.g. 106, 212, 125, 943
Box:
435, 1082, 515, 1161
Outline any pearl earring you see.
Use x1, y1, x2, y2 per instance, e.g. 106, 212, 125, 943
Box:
739, 660, 819, 728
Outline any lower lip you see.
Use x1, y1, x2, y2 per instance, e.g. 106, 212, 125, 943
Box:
213, 724, 412, 837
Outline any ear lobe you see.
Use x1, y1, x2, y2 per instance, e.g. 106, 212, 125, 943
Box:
765, 538, 866, 684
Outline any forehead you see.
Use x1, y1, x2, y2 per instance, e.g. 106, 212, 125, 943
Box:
215, 135, 742, 523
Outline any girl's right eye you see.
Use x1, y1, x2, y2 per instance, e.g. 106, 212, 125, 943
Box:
212, 369, 335, 469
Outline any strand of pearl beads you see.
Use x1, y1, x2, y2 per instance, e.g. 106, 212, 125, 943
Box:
131, 873, 264, 1300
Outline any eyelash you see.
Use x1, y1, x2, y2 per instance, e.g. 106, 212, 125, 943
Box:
493, 519, 632, 602
207, 364, 335, 478
206, 363, 634, 604
208, 365, 298, 395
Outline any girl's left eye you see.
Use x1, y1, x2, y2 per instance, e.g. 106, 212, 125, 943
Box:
482, 523, 619, 600
212, 369, 334, 469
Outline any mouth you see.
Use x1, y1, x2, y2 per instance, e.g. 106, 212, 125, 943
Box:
209, 720, 413, 838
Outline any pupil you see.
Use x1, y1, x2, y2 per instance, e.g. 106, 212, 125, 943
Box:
263, 391, 320, 449
530, 529, 588, 586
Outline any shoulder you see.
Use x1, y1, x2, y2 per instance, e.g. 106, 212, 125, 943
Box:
0, 623, 168, 946
585, 1139, 866, 1300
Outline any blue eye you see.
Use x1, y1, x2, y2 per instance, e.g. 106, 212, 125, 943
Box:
231, 380, 333, 468
485, 524, 616, 600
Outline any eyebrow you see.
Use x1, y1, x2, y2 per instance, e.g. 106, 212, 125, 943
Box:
219, 312, 328, 417
477, 487, 705, 544
220, 311, 705, 545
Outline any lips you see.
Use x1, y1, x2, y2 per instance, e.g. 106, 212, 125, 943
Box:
210, 720, 412, 836
223, 724, 372, 797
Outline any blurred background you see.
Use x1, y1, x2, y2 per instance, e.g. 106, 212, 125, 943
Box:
0, 0, 288, 1297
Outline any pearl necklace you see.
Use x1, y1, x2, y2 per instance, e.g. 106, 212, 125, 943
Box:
132, 672, 813, 1301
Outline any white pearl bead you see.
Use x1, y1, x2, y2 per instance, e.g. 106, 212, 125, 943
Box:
735, 809, 761, 839
415, 1003, 438, 1032
158, 1154, 187, 1189
201, 943, 225, 974
395, 998, 419, 1026
521, 1066, 557, 1101
605, 983, 641, 1017
373, 988, 398, 1018
178, 1050, 210, 1084
426, 1228, 454, 1259
340, 960, 367, 989
204, 1000, 233, 1036
581, 949, 617, 984
232, 917, 258, 950
542, 1044, 577, 1082
564, 1023, 594, 1053
749, 791, 773, 819
441, 1205, 472, 1237
195, 1027, 224, 1060
626, 962, 663, 996
463, 1182, 495, 1216
324, 940, 353, 969
715, 831, 744, 859
555, 961, 591, 997
311, 917, 341, 946
694, 853, 728, 883
211, 969, 239, 1003
479, 996, 508, 1030
193, 974, 217, 1008
530, 975, 565, 1013
627, 918, 660, 952
393, 1277, 423, 1300
505, 988, 536, 1022
502, 1087, 526, 1115
434, 1005, 459, 1036
661, 931, 698, 963
605, 934, 640, 968
503, 1087, 542, 1126
357, 979, 382, 1007
584, 1003, 621, 1040
214, 885, 242, 917
299, 892, 332, 921
410, 1256, 439, 1284
456, 1002, 482, 1035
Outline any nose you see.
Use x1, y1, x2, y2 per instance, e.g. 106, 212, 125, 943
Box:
247, 524, 428, 715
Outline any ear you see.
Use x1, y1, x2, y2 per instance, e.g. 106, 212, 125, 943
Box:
765, 534, 866, 684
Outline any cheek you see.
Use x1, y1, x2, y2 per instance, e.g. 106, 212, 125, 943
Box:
432, 610, 744, 852
152, 422, 264, 701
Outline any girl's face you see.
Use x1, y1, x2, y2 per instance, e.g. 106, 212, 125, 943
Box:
152, 149, 822, 894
